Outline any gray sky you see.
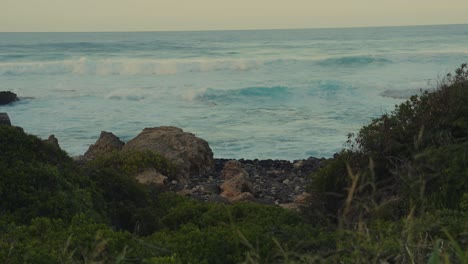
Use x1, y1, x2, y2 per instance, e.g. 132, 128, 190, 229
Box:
2, 0, 468, 32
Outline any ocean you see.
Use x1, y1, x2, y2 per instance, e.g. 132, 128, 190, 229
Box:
1, 24, 468, 159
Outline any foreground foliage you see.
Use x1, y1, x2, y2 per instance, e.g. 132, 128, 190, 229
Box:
308, 64, 468, 262
0, 65, 467, 263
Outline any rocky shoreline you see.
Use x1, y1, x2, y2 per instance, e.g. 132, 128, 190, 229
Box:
171, 157, 326, 207
1, 112, 330, 209
76, 127, 330, 209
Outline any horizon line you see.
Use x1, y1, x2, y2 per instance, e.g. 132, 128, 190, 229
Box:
1, 22, 467, 34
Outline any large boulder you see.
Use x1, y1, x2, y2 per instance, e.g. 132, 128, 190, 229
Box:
0, 91, 19, 105
123, 126, 214, 183
84, 131, 125, 159
219, 160, 255, 202
0, 113, 11, 126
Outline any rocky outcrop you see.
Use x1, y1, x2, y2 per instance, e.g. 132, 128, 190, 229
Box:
0, 113, 11, 126
0, 91, 19, 105
219, 160, 255, 202
123, 126, 214, 183
84, 131, 125, 159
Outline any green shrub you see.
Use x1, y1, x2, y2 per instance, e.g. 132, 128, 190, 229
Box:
83, 150, 175, 235
0, 126, 99, 224
310, 64, 468, 221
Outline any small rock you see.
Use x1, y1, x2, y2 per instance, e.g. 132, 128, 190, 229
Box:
171, 180, 178, 185
221, 160, 248, 180
0, 91, 19, 105
282, 179, 291, 185
84, 131, 124, 159
294, 192, 311, 204
134, 168, 168, 187
44, 135, 60, 149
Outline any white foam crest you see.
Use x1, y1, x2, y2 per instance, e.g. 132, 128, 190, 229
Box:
106, 88, 156, 101
0, 57, 265, 76
180, 87, 209, 102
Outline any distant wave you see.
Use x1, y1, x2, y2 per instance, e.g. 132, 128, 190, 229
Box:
198, 86, 291, 103
318, 55, 391, 67
0, 57, 264, 76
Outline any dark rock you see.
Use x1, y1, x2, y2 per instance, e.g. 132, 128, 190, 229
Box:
84, 131, 124, 159
123, 126, 214, 183
0, 91, 19, 105
44, 135, 60, 149
0, 113, 11, 126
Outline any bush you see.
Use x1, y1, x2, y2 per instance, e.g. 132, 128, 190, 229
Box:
310, 64, 468, 220
0, 126, 99, 224
83, 150, 175, 235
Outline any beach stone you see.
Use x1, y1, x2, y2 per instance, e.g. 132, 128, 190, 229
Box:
134, 168, 168, 187
219, 159, 255, 202
84, 131, 125, 159
221, 160, 248, 180
294, 192, 311, 204
123, 126, 214, 183
0, 91, 19, 105
0, 113, 11, 126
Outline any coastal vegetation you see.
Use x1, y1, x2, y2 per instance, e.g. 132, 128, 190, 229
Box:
0, 65, 467, 263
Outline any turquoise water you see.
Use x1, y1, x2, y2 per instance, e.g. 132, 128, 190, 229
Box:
1, 25, 468, 159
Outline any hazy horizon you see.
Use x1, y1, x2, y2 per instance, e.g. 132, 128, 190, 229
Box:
2, 0, 468, 32
1, 22, 468, 34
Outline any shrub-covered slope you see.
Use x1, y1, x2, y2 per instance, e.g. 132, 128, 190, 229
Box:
0, 126, 99, 224
311, 64, 468, 219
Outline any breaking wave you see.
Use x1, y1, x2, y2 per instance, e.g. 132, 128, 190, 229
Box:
198, 86, 291, 103
318, 55, 391, 67
0, 57, 264, 76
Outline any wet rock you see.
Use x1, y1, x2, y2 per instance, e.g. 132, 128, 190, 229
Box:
124, 126, 214, 183
84, 131, 124, 159
0, 91, 19, 105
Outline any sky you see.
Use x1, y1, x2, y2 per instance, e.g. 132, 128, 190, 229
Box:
1, 0, 468, 32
